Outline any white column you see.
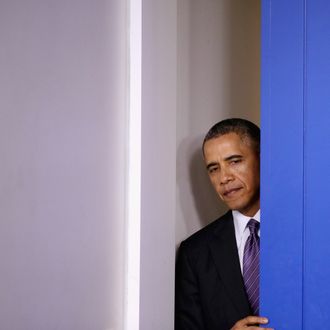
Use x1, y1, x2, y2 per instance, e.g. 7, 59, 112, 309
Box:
139, 0, 177, 329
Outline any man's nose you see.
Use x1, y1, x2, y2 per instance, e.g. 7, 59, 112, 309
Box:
219, 167, 233, 184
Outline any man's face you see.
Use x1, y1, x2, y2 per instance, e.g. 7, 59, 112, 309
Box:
203, 132, 260, 217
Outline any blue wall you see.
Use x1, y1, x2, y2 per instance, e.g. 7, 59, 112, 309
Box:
261, 0, 330, 328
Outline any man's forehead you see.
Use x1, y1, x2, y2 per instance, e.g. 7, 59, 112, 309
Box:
204, 133, 250, 149
203, 133, 256, 159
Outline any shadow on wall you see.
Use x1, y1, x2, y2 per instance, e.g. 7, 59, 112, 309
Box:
176, 135, 227, 241
176, 0, 260, 244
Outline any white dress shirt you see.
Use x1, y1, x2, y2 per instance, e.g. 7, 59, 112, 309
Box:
232, 209, 260, 273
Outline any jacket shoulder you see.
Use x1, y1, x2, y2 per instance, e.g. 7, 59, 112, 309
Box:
180, 210, 232, 251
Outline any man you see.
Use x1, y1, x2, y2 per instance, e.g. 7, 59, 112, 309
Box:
175, 119, 272, 330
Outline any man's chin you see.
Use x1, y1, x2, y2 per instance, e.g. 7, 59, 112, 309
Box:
222, 199, 242, 211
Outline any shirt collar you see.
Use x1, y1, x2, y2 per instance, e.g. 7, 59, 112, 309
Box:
232, 209, 260, 245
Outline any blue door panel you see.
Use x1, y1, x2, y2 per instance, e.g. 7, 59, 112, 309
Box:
262, 0, 330, 328
261, 0, 304, 328
304, 0, 330, 327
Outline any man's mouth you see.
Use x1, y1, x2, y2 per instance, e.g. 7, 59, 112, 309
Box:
223, 187, 242, 197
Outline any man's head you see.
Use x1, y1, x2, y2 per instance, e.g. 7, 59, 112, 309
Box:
203, 118, 260, 217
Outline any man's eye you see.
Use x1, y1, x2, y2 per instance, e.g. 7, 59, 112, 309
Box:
209, 167, 218, 173
230, 159, 241, 165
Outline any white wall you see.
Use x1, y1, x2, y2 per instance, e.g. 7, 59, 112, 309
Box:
0, 1, 127, 329
176, 0, 260, 245
0, 0, 260, 328
139, 2, 260, 327
140, 0, 177, 329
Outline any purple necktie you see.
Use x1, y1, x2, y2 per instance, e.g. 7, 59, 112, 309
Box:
243, 219, 260, 315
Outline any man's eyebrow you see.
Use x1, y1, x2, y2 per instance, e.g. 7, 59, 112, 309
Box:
206, 162, 218, 170
224, 154, 243, 162
206, 155, 243, 170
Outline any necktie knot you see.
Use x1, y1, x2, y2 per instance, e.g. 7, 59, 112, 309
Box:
247, 219, 259, 235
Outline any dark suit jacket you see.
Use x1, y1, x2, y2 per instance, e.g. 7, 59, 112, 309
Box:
175, 211, 252, 330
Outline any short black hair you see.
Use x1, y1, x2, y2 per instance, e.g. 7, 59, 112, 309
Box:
203, 118, 260, 154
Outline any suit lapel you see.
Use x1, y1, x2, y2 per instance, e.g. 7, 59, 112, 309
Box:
208, 212, 251, 316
